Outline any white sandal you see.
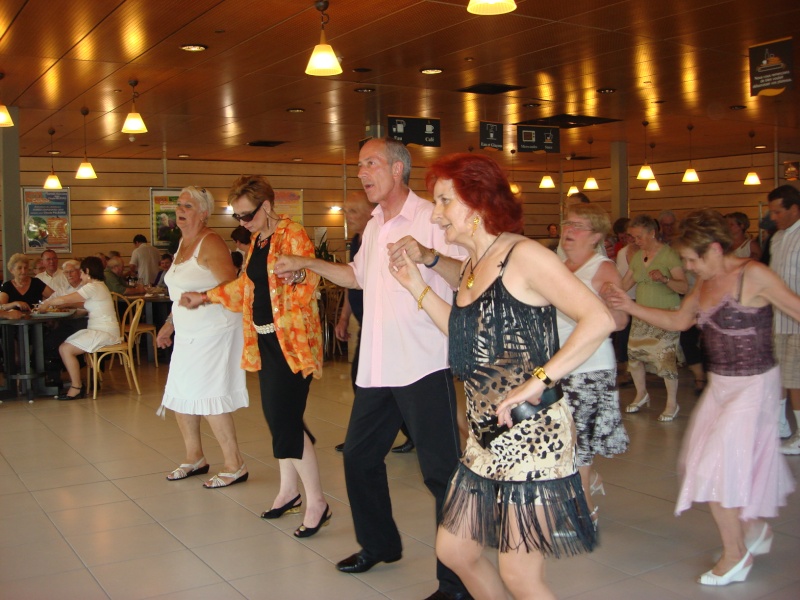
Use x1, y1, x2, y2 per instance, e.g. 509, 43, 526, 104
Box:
166, 457, 209, 481
203, 463, 249, 488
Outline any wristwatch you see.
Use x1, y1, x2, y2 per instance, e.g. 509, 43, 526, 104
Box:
533, 366, 555, 388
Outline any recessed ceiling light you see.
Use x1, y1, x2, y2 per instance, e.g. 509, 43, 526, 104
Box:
352, 67, 372, 73
113, 89, 122, 93
652, 99, 665, 104
464, 57, 474, 62
47, 150, 60, 155
286, 108, 305, 113
178, 153, 190, 158
354, 87, 375, 93
755, 145, 767, 150
730, 105, 746, 110
420, 67, 443, 75
596, 87, 616, 94
180, 44, 208, 52
214, 29, 225, 34
292, 157, 303, 162
140, 144, 150, 147
524, 102, 541, 108
643, 80, 652, 85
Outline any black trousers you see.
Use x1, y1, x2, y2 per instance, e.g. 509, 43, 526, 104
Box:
342, 369, 466, 596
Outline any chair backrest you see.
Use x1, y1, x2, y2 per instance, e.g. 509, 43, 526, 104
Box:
121, 299, 145, 349
110, 292, 131, 327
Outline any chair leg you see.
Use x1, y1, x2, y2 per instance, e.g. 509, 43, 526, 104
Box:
151, 332, 158, 367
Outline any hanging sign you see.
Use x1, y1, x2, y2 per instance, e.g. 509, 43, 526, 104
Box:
22, 187, 71, 253
516, 126, 560, 153
479, 122, 504, 150
388, 116, 440, 147
749, 37, 793, 97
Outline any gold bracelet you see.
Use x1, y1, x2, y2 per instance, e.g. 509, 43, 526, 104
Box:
417, 285, 431, 310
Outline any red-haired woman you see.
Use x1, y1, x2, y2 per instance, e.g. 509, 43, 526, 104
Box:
390, 153, 615, 599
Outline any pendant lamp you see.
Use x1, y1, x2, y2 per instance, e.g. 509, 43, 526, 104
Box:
539, 152, 555, 188
682, 123, 699, 183
645, 142, 659, 191
566, 152, 579, 196
636, 120, 654, 180
305, 1, 342, 76
75, 107, 97, 179
43, 128, 62, 189
583, 137, 598, 190
509, 148, 521, 195
121, 79, 147, 134
0, 72, 13, 127
744, 131, 761, 185
467, 0, 517, 15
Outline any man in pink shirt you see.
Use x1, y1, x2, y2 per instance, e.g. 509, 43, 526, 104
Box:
275, 137, 469, 600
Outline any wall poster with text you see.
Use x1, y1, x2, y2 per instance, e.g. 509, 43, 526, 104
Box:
151, 188, 183, 253
22, 187, 71, 253
274, 189, 304, 225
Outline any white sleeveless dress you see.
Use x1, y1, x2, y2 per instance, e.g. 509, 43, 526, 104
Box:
158, 235, 248, 416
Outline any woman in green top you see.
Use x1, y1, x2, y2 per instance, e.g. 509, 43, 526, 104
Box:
618, 215, 688, 421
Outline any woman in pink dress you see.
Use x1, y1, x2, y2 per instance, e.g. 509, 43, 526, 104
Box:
604, 210, 798, 587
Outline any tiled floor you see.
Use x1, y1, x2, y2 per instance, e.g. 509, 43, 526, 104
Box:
1, 359, 798, 599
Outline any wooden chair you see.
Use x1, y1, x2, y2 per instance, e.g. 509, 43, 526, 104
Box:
320, 284, 345, 360
131, 312, 158, 367
86, 298, 143, 399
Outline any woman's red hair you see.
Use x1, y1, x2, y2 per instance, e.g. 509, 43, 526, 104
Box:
426, 153, 523, 235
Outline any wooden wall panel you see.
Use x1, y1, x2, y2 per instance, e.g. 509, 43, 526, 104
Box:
4, 151, 796, 273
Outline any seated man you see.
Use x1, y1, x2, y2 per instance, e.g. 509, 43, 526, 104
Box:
42, 259, 88, 386
151, 254, 172, 287
104, 257, 144, 296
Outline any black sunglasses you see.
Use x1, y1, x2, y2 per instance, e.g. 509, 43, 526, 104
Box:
232, 201, 264, 223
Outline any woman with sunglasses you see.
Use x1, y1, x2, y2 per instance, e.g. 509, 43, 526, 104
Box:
181, 176, 328, 538
156, 186, 250, 489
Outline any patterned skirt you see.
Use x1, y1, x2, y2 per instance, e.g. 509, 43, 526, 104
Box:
561, 368, 629, 467
627, 316, 679, 379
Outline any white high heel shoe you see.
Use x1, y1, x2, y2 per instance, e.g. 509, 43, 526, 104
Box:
698, 552, 753, 586
590, 471, 605, 496
625, 393, 650, 413
746, 523, 773, 556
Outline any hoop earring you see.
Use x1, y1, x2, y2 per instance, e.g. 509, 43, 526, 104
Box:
471, 216, 480, 237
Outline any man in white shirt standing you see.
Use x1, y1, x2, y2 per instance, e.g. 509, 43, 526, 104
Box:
130, 234, 161, 285
768, 185, 800, 454
36, 249, 67, 293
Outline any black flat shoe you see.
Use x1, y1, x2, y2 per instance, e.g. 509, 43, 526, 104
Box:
294, 504, 331, 538
391, 439, 415, 453
261, 494, 302, 519
56, 385, 85, 400
334, 442, 345, 452
336, 550, 402, 573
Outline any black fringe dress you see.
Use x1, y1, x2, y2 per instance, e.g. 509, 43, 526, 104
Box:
442, 251, 598, 556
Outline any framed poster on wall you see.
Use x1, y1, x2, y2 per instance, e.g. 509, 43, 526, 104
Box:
275, 189, 303, 224
22, 187, 71, 253
150, 187, 183, 253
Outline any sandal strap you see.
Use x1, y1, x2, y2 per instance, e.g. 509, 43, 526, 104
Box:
204, 464, 246, 488
168, 457, 207, 480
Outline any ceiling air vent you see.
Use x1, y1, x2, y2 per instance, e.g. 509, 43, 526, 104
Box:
515, 114, 620, 129
246, 140, 286, 147
457, 82, 526, 95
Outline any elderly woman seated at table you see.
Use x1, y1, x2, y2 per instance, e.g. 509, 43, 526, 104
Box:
0, 253, 54, 312
38, 257, 120, 400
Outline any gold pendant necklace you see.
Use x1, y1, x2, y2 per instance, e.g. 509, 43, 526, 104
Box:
465, 233, 503, 289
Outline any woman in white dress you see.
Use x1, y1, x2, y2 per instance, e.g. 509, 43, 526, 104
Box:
37, 256, 120, 400
156, 186, 250, 488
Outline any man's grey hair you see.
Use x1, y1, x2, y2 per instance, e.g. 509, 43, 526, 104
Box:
382, 138, 412, 185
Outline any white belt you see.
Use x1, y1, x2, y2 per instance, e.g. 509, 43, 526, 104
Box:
254, 323, 276, 334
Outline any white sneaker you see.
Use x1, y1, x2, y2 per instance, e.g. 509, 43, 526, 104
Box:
780, 431, 800, 455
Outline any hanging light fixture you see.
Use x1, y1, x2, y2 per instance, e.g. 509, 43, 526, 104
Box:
539, 152, 555, 188
121, 79, 147, 134
43, 128, 62, 189
567, 152, 579, 196
467, 0, 517, 15
645, 142, 660, 191
0, 72, 13, 127
636, 120, 654, 180
509, 148, 521, 195
75, 107, 97, 180
682, 123, 699, 183
744, 130, 761, 186
305, 1, 342, 76
583, 137, 598, 190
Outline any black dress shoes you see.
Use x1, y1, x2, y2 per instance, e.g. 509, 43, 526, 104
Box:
423, 591, 473, 600
334, 443, 345, 452
391, 439, 415, 453
336, 550, 402, 573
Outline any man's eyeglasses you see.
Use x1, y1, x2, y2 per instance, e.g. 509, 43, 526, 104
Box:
232, 202, 264, 223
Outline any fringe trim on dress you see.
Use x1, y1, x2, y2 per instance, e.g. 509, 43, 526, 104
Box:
440, 463, 597, 557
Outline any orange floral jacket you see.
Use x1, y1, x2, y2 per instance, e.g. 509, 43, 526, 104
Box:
207, 216, 323, 378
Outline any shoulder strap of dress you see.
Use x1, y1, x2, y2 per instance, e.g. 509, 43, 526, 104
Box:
498, 242, 521, 276
192, 233, 212, 258
736, 260, 752, 302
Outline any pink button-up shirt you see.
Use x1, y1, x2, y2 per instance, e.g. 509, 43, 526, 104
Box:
352, 190, 465, 388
